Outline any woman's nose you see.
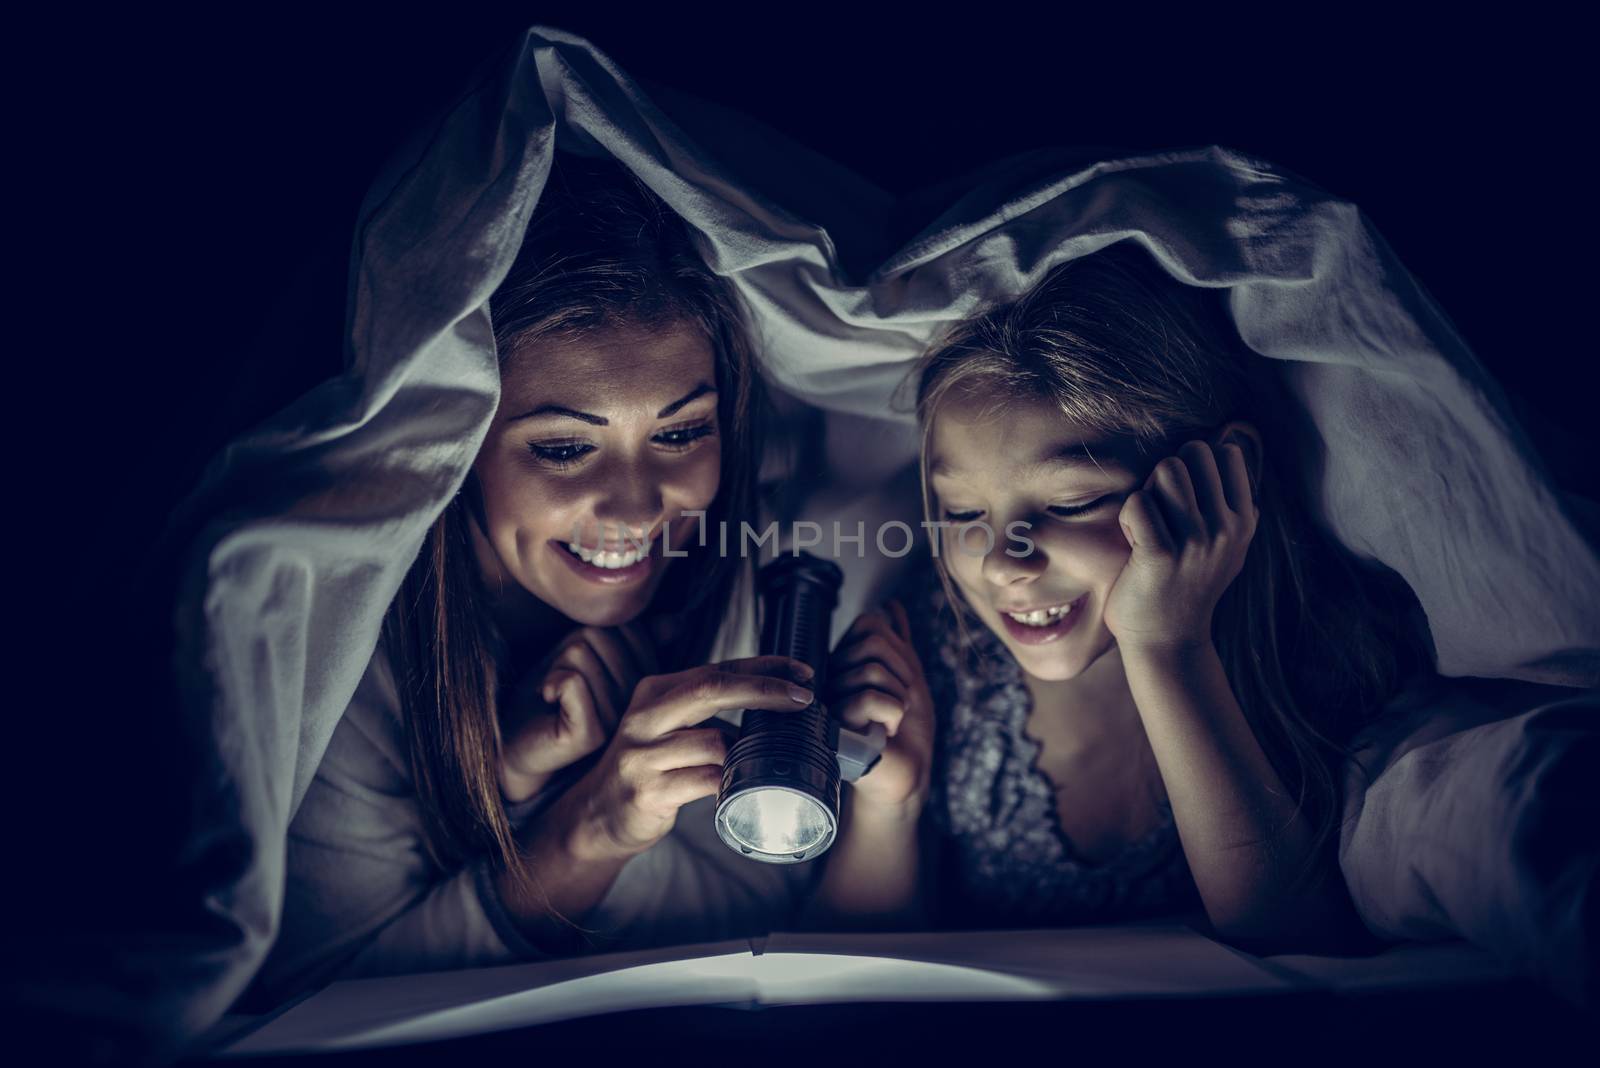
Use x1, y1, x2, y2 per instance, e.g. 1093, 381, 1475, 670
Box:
591, 465, 665, 539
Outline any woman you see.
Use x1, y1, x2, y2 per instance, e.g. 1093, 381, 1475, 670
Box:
252, 156, 814, 1003
810, 242, 1431, 950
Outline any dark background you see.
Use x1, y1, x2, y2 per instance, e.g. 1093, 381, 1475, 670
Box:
15, 8, 1596, 1058
77, 6, 1596, 577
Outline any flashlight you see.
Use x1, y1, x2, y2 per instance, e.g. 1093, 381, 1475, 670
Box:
714, 552, 887, 863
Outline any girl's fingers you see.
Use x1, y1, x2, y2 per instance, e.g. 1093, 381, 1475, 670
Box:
836, 688, 906, 736
1119, 489, 1175, 554
1177, 440, 1228, 532
838, 609, 892, 646
1218, 441, 1255, 516
1148, 456, 1201, 541
629, 664, 815, 739
830, 661, 907, 702
885, 600, 930, 677
886, 599, 915, 647
636, 726, 729, 772
831, 633, 915, 691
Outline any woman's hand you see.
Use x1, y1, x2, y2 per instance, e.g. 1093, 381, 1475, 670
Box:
828, 601, 935, 814
548, 655, 817, 861
1105, 440, 1259, 652
498, 625, 656, 804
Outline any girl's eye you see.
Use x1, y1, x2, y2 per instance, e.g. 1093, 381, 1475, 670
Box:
1048, 495, 1116, 518
942, 508, 985, 522
527, 441, 595, 468
653, 423, 717, 451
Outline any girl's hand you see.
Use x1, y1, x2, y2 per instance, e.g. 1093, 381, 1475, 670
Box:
552, 656, 817, 860
1105, 440, 1259, 652
828, 601, 935, 814
499, 625, 656, 804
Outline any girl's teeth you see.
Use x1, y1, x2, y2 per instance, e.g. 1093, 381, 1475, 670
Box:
567, 534, 653, 569
1006, 603, 1074, 627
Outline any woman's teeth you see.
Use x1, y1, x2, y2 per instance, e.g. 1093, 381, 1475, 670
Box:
566, 536, 652, 569
1005, 603, 1074, 627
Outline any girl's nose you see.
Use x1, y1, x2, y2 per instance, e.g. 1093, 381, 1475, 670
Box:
973, 526, 1048, 587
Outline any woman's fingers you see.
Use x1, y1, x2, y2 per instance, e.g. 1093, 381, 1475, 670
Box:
545, 645, 621, 733
711, 655, 816, 683
546, 639, 612, 701
547, 669, 611, 745
578, 628, 642, 699
651, 766, 725, 810
615, 622, 660, 679
627, 661, 815, 739
634, 726, 729, 772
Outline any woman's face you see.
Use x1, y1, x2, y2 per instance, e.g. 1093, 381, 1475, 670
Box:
928, 387, 1144, 682
472, 321, 722, 628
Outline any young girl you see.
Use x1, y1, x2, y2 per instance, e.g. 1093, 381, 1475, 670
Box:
251, 157, 815, 1002
813, 241, 1429, 948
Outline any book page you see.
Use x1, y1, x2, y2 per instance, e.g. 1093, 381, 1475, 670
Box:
225, 939, 755, 1055
761, 922, 1293, 997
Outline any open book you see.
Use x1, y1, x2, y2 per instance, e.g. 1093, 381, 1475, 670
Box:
220, 923, 1508, 1055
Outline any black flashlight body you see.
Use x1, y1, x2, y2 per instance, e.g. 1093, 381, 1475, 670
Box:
715, 553, 844, 861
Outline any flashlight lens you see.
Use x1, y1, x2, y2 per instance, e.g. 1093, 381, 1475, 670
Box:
719, 787, 833, 857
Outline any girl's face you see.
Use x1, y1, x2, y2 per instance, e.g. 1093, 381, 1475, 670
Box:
472, 321, 721, 628
928, 387, 1144, 682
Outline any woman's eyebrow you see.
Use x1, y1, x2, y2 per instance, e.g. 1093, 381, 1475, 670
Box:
505, 382, 716, 426
656, 382, 715, 418
508, 404, 606, 426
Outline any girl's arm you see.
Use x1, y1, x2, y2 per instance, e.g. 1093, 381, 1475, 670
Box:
1111, 439, 1365, 952
1121, 641, 1363, 949
799, 603, 935, 929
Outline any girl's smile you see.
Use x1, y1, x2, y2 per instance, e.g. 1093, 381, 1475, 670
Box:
928, 386, 1142, 682
997, 592, 1089, 645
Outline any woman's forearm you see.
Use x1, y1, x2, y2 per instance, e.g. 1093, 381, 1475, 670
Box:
492, 795, 634, 953
1120, 640, 1360, 949
800, 793, 924, 929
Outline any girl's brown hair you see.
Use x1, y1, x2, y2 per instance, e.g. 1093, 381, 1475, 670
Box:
913, 241, 1432, 875
385, 155, 766, 872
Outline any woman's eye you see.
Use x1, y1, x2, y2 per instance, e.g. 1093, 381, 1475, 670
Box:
653, 423, 716, 451
942, 508, 985, 522
527, 441, 595, 467
1047, 495, 1116, 518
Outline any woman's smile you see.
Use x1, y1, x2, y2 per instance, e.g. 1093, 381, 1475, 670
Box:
474, 323, 723, 627
552, 535, 655, 585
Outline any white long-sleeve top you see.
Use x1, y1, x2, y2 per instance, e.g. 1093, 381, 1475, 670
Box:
252, 638, 810, 1004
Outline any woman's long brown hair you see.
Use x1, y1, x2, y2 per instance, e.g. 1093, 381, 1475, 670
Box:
912, 241, 1433, 883
385, 156, 767, 872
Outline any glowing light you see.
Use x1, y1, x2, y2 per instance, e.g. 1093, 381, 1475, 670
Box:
718, 787, 833, 857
